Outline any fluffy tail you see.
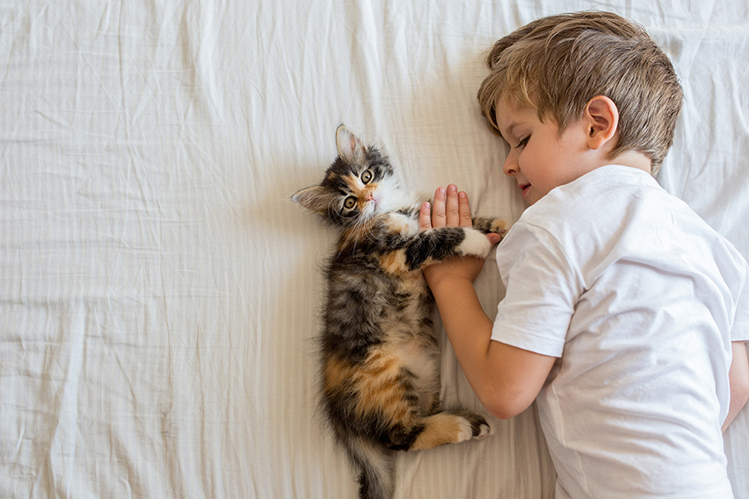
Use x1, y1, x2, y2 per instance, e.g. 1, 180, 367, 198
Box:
343, 436, 396, 499
336, 409, 491, 498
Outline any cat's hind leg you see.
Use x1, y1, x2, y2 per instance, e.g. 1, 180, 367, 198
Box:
408, 409, 492, 451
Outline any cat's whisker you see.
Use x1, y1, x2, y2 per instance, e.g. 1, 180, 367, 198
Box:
340, 232, 355, 255
360, 224, 376, 243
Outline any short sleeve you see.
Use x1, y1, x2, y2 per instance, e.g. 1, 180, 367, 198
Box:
491, 222, 582, 357
716, 235, 749, 342
732, 279, 749, 342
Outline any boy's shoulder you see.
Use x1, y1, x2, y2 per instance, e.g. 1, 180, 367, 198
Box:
510, 164, 741, 270
518, 164, 663, 232
508, 163, 747, 295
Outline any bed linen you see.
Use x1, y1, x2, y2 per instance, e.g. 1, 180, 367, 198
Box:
1, 1, 747, 497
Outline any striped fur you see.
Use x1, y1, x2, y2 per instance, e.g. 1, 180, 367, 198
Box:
293, 126, 507, 499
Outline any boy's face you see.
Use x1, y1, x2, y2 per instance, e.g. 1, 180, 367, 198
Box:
495, 98, 597, 205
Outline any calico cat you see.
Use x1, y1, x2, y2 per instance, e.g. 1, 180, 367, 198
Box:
292, 125, 508, 499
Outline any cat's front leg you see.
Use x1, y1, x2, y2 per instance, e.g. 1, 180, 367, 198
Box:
403, 227, 493, 271
471, 217, 509, 238
455, 228, 494, 259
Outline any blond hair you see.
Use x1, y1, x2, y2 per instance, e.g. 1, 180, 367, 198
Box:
477, 11, 683, 174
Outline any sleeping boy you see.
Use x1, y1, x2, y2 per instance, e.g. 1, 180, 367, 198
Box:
419, 11, 749, 498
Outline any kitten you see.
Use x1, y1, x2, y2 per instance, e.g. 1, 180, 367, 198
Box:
292, 125, 508, 499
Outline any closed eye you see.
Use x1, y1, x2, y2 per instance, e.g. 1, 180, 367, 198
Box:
517, 136, 530, 149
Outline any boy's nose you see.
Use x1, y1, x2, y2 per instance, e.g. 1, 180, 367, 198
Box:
503, 153, 518, 176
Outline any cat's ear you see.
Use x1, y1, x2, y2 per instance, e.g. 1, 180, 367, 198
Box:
291, 185, 330, 214
336, 125, 367, 163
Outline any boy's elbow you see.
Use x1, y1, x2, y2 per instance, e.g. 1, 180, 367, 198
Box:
481, 391, 533, 420
486, 405, 520, 420
730, 343, 749, 410
474, 341, 553, 420
735, 374, 749, 409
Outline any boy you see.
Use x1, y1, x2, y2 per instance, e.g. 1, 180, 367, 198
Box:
419, 11, 749, 498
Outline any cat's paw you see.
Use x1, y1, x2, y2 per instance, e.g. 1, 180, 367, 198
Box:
477, 420, 493, 438
455, 417, 475, 443
456, 413, 492, 442
487, 219, 508, 237
457, 229, 492, 259
467, 413, 492, 438
472, 217, 509, 238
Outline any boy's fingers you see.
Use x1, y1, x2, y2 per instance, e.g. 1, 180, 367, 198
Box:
419, 202, 433, 231
445, 184, 460, 226
432, 187, 446, 227
487, 233, 502, 245
458, 191, 473, 227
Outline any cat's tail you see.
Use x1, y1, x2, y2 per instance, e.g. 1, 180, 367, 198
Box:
343, 435, 395, 499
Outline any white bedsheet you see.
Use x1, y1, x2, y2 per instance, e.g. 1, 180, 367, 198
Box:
1, 1, 747, 497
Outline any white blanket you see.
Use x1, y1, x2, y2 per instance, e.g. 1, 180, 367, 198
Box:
2, 1, 747, 497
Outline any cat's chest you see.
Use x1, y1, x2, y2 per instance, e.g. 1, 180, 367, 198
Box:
337, 211, 419, 255
381, 211, 420, 236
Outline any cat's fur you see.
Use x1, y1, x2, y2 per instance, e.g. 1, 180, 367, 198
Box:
292, 126, 508, 499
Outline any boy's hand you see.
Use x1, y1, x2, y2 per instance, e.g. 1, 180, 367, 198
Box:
419, 184, 500, 288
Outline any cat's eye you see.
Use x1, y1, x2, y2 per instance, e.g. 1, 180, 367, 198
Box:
343, 196, 357, 210
361, 170, 373, 184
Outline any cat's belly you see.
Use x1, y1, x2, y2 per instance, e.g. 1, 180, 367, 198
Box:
396, 338, 441, 399
380, 311, 441, 406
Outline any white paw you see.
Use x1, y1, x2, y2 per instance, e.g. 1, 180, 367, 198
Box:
456, 418, 474, 443
457, 229, 491, 259
478, 421, 493, 438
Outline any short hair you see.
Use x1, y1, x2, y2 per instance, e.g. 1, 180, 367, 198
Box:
477, 11, 683, 175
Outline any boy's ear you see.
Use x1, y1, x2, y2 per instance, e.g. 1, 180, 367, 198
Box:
584, 96, 619, 151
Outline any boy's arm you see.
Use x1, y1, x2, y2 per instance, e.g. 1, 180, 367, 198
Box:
722, 341, 749, 432
420, 185, 556, 419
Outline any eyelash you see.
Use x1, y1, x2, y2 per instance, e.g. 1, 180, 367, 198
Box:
517, 136, 530, 148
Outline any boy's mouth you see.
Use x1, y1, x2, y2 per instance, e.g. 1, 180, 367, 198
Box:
519, 183, 531, 198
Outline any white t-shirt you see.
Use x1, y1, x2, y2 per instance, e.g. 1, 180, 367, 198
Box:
491, 165, 747, 499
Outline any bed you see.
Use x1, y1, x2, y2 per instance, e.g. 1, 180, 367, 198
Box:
2, 1, 747, 497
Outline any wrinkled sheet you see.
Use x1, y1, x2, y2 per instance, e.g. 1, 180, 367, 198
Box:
1, 1, 747, 497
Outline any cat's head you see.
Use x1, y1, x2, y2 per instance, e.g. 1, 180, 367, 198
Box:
292, 126, 406, 228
